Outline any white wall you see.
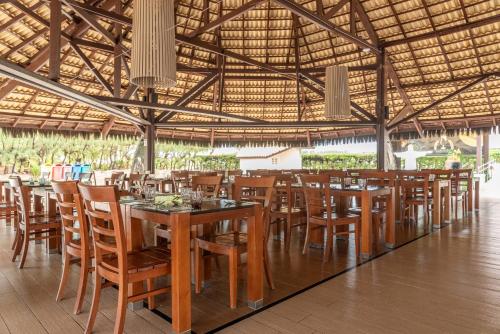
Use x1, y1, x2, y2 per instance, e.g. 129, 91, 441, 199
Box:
239, 148, 302, 171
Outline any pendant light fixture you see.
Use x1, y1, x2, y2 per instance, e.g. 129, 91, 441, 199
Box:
130, 0, 177, 88
324, 65, 351, 119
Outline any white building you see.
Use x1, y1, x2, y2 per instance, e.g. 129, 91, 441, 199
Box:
237, 147, 302, 171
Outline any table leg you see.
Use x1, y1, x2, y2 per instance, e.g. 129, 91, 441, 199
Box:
33, 194, 43, 244
124, 206, 145, 311
385, 189, 396, 249
246, 203, 264, 309
394, 181, 401, 223
360, 191, 373, 259
474, 179, 480, 212
467, 178, 473, 212
46, 194, 59, 254
443, 182, 451, 223
432, 182, 442, 229
170, 212, 192, 333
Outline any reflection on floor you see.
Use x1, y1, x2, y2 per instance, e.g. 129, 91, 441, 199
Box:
154, 216, 434, 333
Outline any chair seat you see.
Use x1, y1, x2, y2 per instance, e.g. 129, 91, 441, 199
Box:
26, 217, 61, 231
197, 232, 248, 250
102, 247, 171, 274
310, 212, 360, 225
348, 207, 384, 215
271, 206, 303, 214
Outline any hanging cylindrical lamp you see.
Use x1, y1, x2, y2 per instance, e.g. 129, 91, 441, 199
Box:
324, 65, 351, 119
130, 0, 176, 88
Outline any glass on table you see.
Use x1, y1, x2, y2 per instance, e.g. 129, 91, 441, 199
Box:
143, 184, 156, 202
343, 177, 352, 189
190, 190, 204, 210
358, 178, 367, 189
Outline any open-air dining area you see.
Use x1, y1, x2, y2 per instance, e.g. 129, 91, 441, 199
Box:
0, 0, 499, 333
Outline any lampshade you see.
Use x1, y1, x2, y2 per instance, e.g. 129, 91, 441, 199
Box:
130, 0, 176, 88
324, 65, 351, 119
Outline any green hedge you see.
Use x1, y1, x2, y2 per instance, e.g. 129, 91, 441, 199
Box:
416, 155, 476, 170
302, 153, 377, 170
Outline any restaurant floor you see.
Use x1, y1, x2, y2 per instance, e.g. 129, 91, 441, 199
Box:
0, 193, 496, 333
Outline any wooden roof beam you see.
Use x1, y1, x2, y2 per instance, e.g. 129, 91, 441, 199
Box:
0, 58, 149, 126
272, 0, 379, 53
93, 96, 263, 123
324, 0, 349, 19
387, 73, 497, 129
156, 73, 220, 122
382, 14, 500, 48
188, 0, 266, 37
156, 120, 376, 129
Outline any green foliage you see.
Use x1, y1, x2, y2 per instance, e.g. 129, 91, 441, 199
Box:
302, 153, 377, 170
0, 130, 239, 176
416, 155, 476, 169
490, 149, 500, 163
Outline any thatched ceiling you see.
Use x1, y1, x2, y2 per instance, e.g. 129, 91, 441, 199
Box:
0, 0, 498, 143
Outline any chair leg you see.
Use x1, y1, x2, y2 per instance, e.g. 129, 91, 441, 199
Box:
263, 248, 275, 290
323, 224, 333, 262
228, 248, 238, 309
302, 220, 311, 255
11, 226, 19, 251
56, 251, 71, 303
11, 230, 23, 262
194, 241, 203, 294
18, 231, 29, 269
114, 283, 128, 334
146, 278, 155, 310
285, 215, 292, 251
355, 223, 360, 257
74, 254, 89, 314
85, 273, 102, 334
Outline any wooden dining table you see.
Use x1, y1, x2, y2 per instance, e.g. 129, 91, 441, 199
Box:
120, 197, 264, 333
276, 183, 396, 259
430, 179, 452, 229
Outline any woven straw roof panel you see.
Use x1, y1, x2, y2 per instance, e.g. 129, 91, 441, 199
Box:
0, 0, 497, 140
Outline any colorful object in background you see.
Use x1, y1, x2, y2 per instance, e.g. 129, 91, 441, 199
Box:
51, 164, 64, 180
71, 163, 82, 180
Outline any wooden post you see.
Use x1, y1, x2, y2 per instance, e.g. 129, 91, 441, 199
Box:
476, 133, 482, 170
375, 48, 386, 170
145, 89, 157, 174
49, 0, 61, 81
482, 131, 489, 165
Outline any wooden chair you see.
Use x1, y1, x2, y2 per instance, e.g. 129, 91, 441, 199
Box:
10, 177, 61, 268
0, 181, 16, 225
399, 171, 431, 224
270, 174, 305, 251
171, 170, 190, 193
78, 171, 96, 185
52, 180, 92, 314
78, 184, 171, 334
155, 175, 223, 243
108, 171, 125, 189
451, 169, 472, 218
127, 173, 148, 194
300, 174, 360, 262
194, 176, 276, 308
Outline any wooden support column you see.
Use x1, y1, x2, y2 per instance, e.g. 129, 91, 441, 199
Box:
476, 134, 482, 170
145, 89, 157, 174
49, 0, 61, 81
376, 48, 386, 170
482, 131, 489, 166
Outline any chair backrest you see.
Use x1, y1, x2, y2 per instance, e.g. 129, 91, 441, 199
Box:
191, 175, 223, 198
110, 172, 125, 189
399, 172, 429, 200
78, 171, 95, 185
52, 181, 89, 256
300, 174, 333, 221
358, 170, 396, 187
247, 169, 270, 177
233, 176, 276, 239
78, 184, 127, 278
128, 173, 148, 192
319, 170, 347, 184
9, 176, 31, 227
171, 171, 190, 193
272, 174, 295, 212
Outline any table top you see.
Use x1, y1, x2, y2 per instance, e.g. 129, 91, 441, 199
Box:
281, 183, 386, 192
121, 197, 256, 216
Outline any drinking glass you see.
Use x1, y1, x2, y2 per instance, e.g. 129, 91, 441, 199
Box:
180, 188, 193, 204
343, 177, 352, 188
358, 178, 367, 189
190, 190, 204, 210
144, 185, 156, 202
